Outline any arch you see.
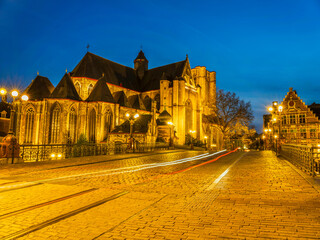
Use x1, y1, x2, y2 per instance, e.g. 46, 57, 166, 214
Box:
24, 107, 35, 143
50, 103, 61, 143
75, 81, 81, 94
88, 108, 96, 143
143, 95, 152, 111
154, 94, 160, 112
88, 84, 94, 96
68, 107, 77, 143
104, 109, 113, 140
185, 99, 193, 136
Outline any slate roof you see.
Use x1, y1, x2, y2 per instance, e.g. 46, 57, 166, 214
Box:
135, 50, 148, 61
71, 52, 139, 91
113, 91, 131, 108
50, 73, 81, 101
111, 115, 152, 133
141, 60, 187, 91
128, 95, 146, 110
308, 103, 320, 119
22, 75, 55, 100
86, 74, 115, 103
71, 52, 187, 92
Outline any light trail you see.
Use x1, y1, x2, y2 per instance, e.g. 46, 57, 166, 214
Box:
0, 150, 226, 189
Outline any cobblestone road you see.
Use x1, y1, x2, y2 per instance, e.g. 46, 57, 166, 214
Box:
0, 150, 319, 239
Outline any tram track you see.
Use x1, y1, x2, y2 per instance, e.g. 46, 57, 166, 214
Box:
0, 190, 129, 240
0, 188, 97, 220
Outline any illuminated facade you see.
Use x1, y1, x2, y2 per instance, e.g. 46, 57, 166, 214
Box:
267, 88, 320, 145
14, 51, 221, 147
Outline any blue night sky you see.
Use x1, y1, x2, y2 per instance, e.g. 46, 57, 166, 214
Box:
1, 0, 320, 132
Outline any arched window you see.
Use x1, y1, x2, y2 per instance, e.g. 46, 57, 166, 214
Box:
154, 94, 160, 112
68, 107, 77, 143
25, 108, 35, 143
185, 99, 193, 135
88, 84, 94, 96
89, 109, 96, 143
75, 82, 81, 95
50, 104, 61, 143
104, 110, 113, 140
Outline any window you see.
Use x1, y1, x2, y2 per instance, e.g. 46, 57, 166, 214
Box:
301, 132, 307, 139
289, 115, 296, 124
50, 105, 61, 143
88, 84, 94, 96
282, 115, 287, 125
68, 107, 77, 143
299, 114, 306, 124
310, 129, 316, 138
25, 108, 35, 143
89, 109, 96, 143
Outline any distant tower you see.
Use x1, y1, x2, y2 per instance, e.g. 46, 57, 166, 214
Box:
134, 50, 148, 80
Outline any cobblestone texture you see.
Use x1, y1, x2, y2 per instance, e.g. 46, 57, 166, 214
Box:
0, 150, 319, 239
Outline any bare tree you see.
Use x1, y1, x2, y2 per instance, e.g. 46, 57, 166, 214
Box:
206, 89, 254, 146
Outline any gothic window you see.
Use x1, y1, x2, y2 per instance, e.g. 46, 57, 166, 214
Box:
299, 114, 305, 124
154, 94, 160, 112
75, 82, 81, 95
89, 109, 96, 143
104, 110, 113, 140
88, 84, 94, 96
185, 99, 193, 136
50, 104, 61, 144
68, 107, 77, 143
25, 108, 35, 143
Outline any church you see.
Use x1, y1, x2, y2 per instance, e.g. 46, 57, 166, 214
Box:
14, 51, 221, 149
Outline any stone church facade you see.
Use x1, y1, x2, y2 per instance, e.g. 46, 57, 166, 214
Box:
14, 51, 220, 148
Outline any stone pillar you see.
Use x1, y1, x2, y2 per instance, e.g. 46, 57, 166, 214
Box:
160, 79, 170, 113
172, 79, 179, 132
178, 79, 185, 144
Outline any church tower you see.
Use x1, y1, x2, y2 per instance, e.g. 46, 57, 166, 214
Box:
134, 50, 148, 80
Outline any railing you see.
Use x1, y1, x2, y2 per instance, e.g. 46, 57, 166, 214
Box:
280, 144, 320, 177
20, 142, 170, 162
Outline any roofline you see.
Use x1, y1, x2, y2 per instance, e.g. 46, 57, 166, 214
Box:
86, 52, 135, 71
147, 59, 186, 71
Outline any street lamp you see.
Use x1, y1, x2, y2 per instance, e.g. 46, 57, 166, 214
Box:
126, 112, 140, 152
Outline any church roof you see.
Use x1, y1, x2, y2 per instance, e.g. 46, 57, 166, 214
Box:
71, 52, 139, 91
135, 50, 148, 61
113, 91, 130, 108
111, 114, 152, 133
141, 60, 187, 91
128, 94, 146, 110
22, 75, 55, 100
86, 74, 115, 103
50, 73, 81, 101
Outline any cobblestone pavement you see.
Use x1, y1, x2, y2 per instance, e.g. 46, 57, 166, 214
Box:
0, 150, 319, 239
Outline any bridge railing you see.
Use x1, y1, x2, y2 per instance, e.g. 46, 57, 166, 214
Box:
280, 144, 320, 177
20, 142, 169, 162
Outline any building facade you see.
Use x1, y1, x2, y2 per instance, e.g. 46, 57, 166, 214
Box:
14, 51, 220, 148
266, 87, 320, 146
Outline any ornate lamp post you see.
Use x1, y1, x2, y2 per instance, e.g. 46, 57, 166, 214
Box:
0, 88, 28, 163
126, 112, 139, 152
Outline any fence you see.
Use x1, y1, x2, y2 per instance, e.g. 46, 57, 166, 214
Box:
20, 142, 169, 162
280, 144, 320, 177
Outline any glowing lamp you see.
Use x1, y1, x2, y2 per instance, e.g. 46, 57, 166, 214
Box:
268, 107, 273, 112
58, 154, 62, 158
274, 135, 278, 139
167, 121, 173, 125
125, 113, 130, 118
0, 88, 7, 95
51, 153, 56, 158
278, 105, 283, 112
21, 95, 29, 101
134, 113, 139, 119
11, 91, 18, 97
204, 136, 208, 139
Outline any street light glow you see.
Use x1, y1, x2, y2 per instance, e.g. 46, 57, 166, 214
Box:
274, 135, 278, 139
204, 136, 207, 139
167, 121, 173, 125
11, 90, 18, 97
51, 153, 56, 158
21, 95, 29, 101
268, 107, 273, 112
0, 88, 7, 95
278, 105, 283, 112
125, 113, 130, 118
134, 113, 139, 119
